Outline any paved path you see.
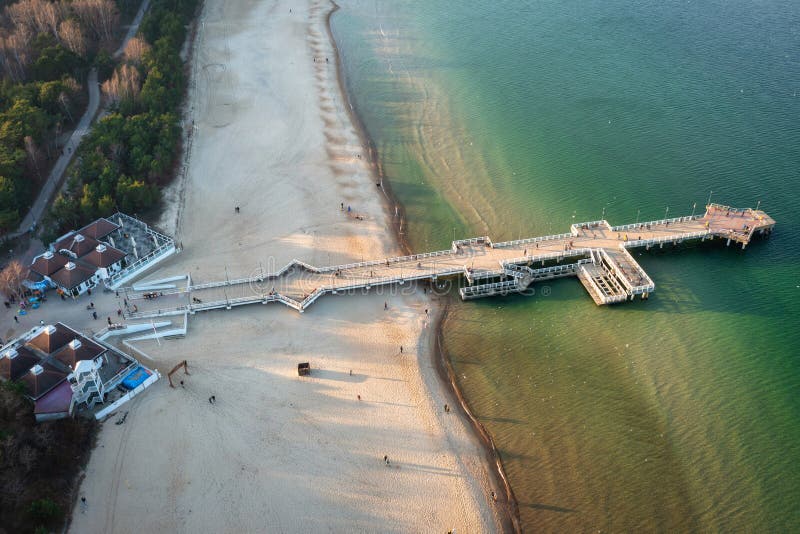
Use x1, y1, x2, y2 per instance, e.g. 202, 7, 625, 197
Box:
9, 0, 151, 239
12, 68, 99, 238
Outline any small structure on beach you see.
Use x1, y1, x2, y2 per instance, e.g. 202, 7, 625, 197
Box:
298, 362, 311, 376
0, 323, 153, 421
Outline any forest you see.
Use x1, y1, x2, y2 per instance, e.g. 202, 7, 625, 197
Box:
0, 0, 136, 234
0, 0, 198, 243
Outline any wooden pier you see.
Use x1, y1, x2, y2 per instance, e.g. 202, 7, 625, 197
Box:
123, 203, 774, 319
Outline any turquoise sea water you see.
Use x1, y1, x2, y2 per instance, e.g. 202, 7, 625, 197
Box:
332, 1, 800, 530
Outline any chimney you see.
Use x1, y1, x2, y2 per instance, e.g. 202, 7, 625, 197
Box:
65, 262, 76, 271
43, 251, 54, 260
74, 234, 85, 243
69, 338, 82, 350
44, 324, 56, 335
3, 348, 17, 359
96, 244, 107, 253
31, 364, 44, 375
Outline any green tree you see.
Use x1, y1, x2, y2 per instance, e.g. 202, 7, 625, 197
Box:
32, 45, 85, 82
0, 175, 19, 231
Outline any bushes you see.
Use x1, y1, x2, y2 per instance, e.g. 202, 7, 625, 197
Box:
0, 383, 96, 533
28, 498, 62, 524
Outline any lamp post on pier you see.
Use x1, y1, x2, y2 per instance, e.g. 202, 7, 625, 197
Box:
635, 208, 640, 225
664, 206, 669, 221
756, 200, 761, 212
601, 206, 605, 222
691, 202, 697, 218
707, 190, 713, 207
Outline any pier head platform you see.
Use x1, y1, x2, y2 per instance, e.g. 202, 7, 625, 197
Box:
123, 203, 774, 318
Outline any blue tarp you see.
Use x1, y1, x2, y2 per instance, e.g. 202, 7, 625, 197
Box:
121, 366, 152, 390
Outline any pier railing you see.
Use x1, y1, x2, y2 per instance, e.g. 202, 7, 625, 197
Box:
622, 229, 710, 249
610, 215, 700, 233
492, 232, 573, 249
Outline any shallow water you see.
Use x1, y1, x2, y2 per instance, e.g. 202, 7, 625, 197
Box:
332, 0, 800, 530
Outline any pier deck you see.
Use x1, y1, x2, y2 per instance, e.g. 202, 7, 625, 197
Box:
123, 203, 774, 318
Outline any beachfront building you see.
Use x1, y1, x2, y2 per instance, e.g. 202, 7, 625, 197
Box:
27, 213, 176, 296
0, 323, 140, 421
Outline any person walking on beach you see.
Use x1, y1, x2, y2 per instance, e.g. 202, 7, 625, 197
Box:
384, 301, 388, 310
400, 345, 403, 354
13, 315, 18, 323
80, 497, 87, 513
92, 311, 97, 320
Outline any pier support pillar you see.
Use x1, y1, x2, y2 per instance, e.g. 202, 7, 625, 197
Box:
742, 242, 747, 250
659, 243, 663, 249
726, 238, 731, 247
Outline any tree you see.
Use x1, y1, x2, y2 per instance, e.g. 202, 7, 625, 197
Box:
31, 44, 83, 82
23, 135, 41, 179
101, 64, 141, 107
0, 175, 19, 231
0, 260, 26, 300
58, 19, 86, 57
123, 36, 150, 65
72, 0, 119, 43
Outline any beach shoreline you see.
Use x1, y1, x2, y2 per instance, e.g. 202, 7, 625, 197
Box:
69, 1, 502, 532
326, 2, 519, 531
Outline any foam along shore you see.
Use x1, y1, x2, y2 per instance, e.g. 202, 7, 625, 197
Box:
69, 1, 502, 532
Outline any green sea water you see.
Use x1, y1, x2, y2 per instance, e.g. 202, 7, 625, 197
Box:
331, 0, 800, 531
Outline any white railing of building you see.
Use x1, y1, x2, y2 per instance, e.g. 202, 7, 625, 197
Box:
107, 241, 175, 287
94, 370, 161, 420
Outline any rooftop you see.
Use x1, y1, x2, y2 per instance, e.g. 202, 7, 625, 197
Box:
0, 346, 42, 381
48, 261, 96, 290
54, 232, 102, 258
78, 217, 120, 240
81, 243, 126, 269
19, 362, 69, 400
33, 381, 73, 416
26, 324, 74, 355
53, 337, 106, 370
30, 251, 68, 277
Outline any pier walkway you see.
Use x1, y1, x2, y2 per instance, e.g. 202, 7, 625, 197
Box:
123, 203, 774, 319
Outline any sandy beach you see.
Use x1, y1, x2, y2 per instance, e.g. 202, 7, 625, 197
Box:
67, 0, 502, 532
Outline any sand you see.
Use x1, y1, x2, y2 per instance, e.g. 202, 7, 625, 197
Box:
67, 1, 502, 532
